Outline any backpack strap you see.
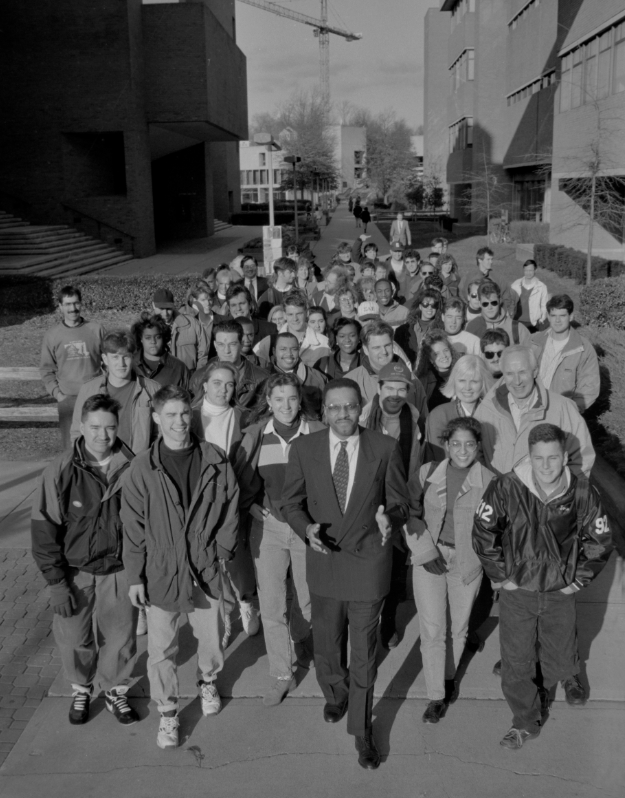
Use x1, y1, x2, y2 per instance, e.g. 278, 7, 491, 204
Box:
512, 320, 520, 345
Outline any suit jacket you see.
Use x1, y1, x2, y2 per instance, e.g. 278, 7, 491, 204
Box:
390, 219, 411, 247
281, 427, 410, 601
243, 276, 269, 302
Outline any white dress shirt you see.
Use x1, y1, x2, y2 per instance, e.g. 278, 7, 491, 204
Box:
509, 387, 539, 431
329, 428, 360, 508
245, 277, 258, 300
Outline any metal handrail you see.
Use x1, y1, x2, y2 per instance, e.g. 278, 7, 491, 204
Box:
61, 203, 135, 254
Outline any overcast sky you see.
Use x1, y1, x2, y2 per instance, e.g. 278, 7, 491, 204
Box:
236, 0, 436, 130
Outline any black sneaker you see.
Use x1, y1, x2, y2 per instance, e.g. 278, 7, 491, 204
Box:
105, 689, 139, 725
562, 674, 587, 706
422, 699, 446, 724
69, 690, 91, 725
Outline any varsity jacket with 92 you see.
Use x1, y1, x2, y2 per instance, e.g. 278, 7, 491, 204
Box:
31, 438, 133, 584
472, 461, 612, 593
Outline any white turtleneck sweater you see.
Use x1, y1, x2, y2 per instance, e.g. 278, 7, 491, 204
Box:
199, 398, 236, 454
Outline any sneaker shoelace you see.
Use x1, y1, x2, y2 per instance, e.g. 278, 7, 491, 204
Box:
71, 692, 89, 710
109, 693, 132, 714
160, 715, 178, 733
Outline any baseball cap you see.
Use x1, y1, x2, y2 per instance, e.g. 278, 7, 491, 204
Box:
153, 289, 176, 309
390, 241, 404, 252
357, 301, 380, 323
377, 361, 412, 385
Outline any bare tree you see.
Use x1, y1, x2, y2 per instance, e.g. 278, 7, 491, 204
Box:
461, 144, 513, 241
551, 94, 625, 285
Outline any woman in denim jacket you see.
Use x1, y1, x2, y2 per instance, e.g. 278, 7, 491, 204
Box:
406, 417, 495, 724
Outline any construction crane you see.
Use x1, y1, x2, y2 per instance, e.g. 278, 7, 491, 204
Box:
237, 0, 361, 103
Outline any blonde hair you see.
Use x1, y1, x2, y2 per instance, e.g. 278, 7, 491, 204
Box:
441, 354, 494, 399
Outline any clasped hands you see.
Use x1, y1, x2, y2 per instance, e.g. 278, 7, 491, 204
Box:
306, 506, 392, 554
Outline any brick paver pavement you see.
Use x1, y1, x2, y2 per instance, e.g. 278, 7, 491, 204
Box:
0, 549, 59, 766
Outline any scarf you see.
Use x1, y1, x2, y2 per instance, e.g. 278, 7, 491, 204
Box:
200, 398, 236, 454
366, 394, 414, 474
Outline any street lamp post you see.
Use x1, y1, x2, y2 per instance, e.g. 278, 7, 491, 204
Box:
284, 155, 302, 244
253, 133, 282, 228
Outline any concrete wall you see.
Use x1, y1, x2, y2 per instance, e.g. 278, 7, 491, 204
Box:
423, 8, 451, 204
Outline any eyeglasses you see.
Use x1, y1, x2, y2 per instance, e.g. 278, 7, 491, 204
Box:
483, 349, 504, 360
325, 403, 360, 414
449, 440, 477, 451
420, 301, 437, 309
481, 300, 499, 307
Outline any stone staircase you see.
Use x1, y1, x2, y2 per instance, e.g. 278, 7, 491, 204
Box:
213, 218, 233, 233
0, 210, 133, 278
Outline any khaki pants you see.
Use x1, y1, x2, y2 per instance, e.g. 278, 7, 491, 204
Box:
147, 583, 224, 714
52, 570, 137, 692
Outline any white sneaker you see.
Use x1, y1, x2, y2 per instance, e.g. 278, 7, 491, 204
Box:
240, 602, 260, 636
199, 681, 221, 716
222, 613, 232, 649
136, 607, 148, 636
157, 713, 179, 749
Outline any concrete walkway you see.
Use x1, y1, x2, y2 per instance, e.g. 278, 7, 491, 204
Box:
310, 203, 390, 268
102, 224, 263, 277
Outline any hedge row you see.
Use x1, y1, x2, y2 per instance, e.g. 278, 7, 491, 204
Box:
0, 274, 209, 315
534, 244, 625, 283
580, 275, 625, 329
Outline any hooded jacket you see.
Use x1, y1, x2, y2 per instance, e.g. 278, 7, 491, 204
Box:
170, 312, 210, 370
472, 461, 611, 592
407, 459, 495, 584
120, 437, 239, 612
474, 380, 595, 477
31, 438, 133, 583
529, 328, 600, 412
511, 277, 549, 326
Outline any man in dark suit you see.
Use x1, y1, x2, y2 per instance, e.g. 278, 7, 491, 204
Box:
241, 256, 269, 302
282, 378, 410, 770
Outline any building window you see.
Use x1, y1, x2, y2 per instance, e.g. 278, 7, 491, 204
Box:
259, 152, 266, 167
449, 49, 475, 92
450, 0, 475, 30
559, 19, 625, 109
508, 71, 556, 106
509, 0, 541, 30
449, 117, 473, 152
354, 150, 364, 165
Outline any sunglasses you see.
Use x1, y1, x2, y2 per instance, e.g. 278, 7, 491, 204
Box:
420, 301, 437, 309
484, 349, 504, 360
481, 300, 500, 307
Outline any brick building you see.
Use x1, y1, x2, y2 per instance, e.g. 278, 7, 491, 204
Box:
0, 0, 247, 258
423, 0, 625, 261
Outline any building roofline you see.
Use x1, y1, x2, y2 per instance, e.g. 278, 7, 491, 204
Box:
559, 9, 625, 56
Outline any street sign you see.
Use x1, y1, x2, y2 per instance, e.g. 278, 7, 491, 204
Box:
262, 225, 282, 276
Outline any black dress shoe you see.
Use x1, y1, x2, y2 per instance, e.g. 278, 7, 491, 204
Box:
492, 659, 502, 677
323, 703, 347, 723
422, 699, 446, 724
562, 675, 587, 706
466, 631, 485, 653
355, 733, 381, 770
382, 631, 400, 649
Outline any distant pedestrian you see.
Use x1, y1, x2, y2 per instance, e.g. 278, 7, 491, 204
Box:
348, 197, 354, 213
361, 205, 371, 233
353, 200, 362, 228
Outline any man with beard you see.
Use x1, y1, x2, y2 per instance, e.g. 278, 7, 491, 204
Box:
360, 361, 423, 648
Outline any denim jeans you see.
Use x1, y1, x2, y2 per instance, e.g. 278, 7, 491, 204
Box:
146, 582, 224, 714
221, 534, 257, 614
412, 545, 482, 700
500, 587, 579, 732
249, 513, 311, 679
52, 570, 136, 692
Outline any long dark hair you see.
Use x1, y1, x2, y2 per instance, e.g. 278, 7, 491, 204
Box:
416, 329, 459, 381
246, 371, 317, 425
407, 287, 445, 328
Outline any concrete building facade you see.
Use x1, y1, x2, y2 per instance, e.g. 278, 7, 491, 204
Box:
329, 125, 367, 190
239, 142, 285, 204
0, 0, 247, 258
423, 0, 625, 260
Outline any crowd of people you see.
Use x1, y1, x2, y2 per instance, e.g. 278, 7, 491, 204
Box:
32, 229, 612, 769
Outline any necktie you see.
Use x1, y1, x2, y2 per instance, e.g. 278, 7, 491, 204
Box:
247, 280, 255, 299
332, 441, 349, 514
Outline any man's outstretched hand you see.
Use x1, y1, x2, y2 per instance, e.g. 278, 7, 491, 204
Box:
129, 584, 150, 609
306, 523, 329, 554
376, 505, 392, 546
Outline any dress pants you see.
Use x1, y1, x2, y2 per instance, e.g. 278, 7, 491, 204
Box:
310, 592, 384, 737
58, 395, 77, 451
